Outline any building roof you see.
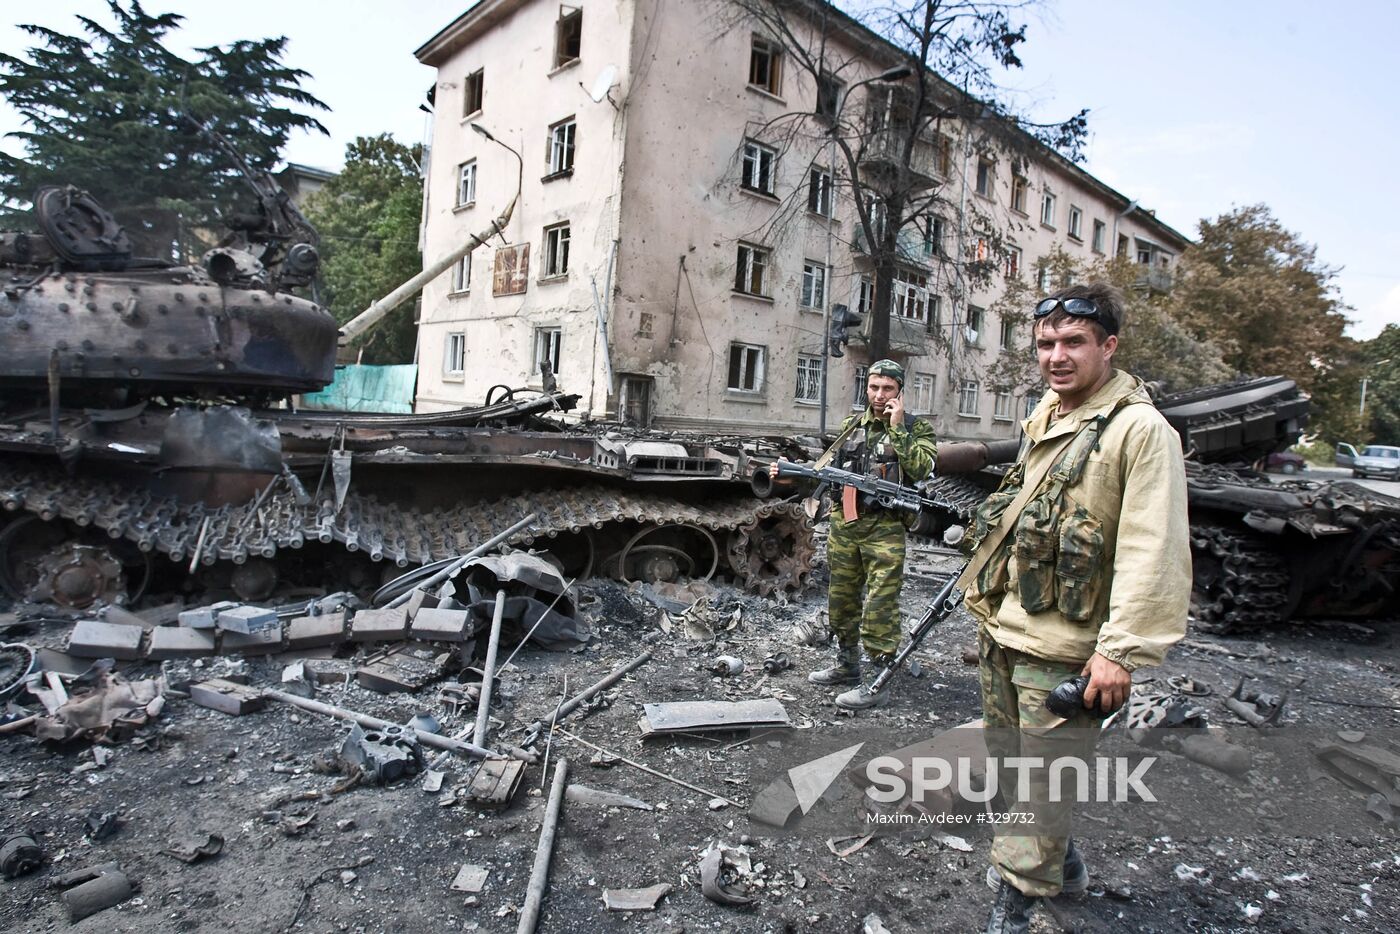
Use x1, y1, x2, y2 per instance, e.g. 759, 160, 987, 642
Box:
278, 163, 338, 183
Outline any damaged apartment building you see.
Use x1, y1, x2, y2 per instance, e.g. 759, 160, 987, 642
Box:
411, 0, 1189, 440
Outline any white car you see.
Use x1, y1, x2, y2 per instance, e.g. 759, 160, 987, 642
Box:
1335, 443, 1400, 480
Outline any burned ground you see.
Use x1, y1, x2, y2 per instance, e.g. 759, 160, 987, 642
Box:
1, 541, 1397, 934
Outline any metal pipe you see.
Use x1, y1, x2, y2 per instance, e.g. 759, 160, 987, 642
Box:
523, 651, 653, 747
517, 758, 568, 934
384, 512, 537, 608
263, 689, 496, 759
473, 590, 507, 747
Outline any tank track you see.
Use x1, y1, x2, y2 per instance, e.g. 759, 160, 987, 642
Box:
1189, 522, 1293, 633
0, 465, 816, 598
922, 475, 995, 521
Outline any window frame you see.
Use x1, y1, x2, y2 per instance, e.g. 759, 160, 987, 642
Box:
910, 371, 936, 414
1091, 219, 1106, 253
748, 35, 782, 95
800, 260, 828, 309
457, 160, 477, 207
1000, 316, 1017, 350
542, 221, 571, 279
994, 390, 1014, 421
855, 274, 874, 317
958, 379, 980, 417
1068, 205, 1084, 241
807, 165, 833, 216
547, 117, 576, 176
922, 215, 944, 258
553, 8, 582, 70
452, 253, 472, 293
533, 325, 562, 378
975, 158, 994, 197
463, 69, 484, 117
852, 364, 869, 408
1040, 190, 1057, 228
1004, 245, 1022, 279
734, 242, 771, 297
892, 268, 930, 323
443, 331, 466, 377
1010, 175, 1028, 214
795, 353, 822, 403
965, 305, 985, 346
740, 139, 778, 196
816, 71, 845, 120
727, 341, 767, 393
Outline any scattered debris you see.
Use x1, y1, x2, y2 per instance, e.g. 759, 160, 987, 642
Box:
517, 759, 569, 934
421, 769, 445, 793
83, 810, 123, 841
565, 783, 653, 811
827, 833, 875, 858
602, 883, 671, 911
465, 757, 526, 807
709, 654, 744, 676
55, 862, 134, 922
521, 651, 652, 748
164, 833, 224, 864
699, 840, 754, 906
555, 728, 743, 807
863, 913, 893, 934
340, 722, 423, 784
32, 661, 164, 743
190, 678, 266, 716
762, 652, 791, 674
0, 832, 42, 878
639, 699, 790, 738
450, 863, 489, 893
1226, 677, 1292, 728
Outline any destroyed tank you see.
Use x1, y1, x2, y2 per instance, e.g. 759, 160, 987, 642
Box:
919, 376, 1400, 631
0, 182, 819, 611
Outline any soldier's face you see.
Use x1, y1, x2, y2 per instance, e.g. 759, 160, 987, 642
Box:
866, 375, 901, 413
1035, 318, 1117, 405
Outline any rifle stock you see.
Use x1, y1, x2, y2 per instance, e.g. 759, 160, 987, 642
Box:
868, 561, 969, 693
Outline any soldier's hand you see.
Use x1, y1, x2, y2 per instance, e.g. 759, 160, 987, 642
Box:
769, 460, 783, 479
1081, 652, 1131, 714
885, 395, 904, 425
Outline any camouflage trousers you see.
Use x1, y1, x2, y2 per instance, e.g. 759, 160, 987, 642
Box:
827, 513, 906, 658
977, 624, 1103, 898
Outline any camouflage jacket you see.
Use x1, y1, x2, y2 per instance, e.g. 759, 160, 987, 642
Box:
829, 407, 937, 528
964, 369, 1190, 672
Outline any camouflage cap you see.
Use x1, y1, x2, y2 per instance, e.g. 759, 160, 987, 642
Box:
868, 359, 905, 387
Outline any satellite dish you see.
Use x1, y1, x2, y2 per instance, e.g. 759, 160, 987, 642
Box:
588, 65, 618, 103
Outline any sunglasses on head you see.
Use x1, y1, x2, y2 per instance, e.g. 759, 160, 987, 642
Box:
1034, 297, 1118, 335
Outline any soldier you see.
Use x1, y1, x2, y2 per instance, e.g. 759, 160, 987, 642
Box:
960, 284, 1191, 933
773, 359, 936, 709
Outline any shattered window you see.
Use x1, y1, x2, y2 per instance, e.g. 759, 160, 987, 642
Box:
741, 140, 777, 195
965, 305, 984, 345
554, 8, 582, 69
893, 269, 928, 323
749, 37, 781, 94
533, 326, 562, 378
463, 69, 484, 116
727, 342, 766, 392
807, 166, 832, 216
734, 243, 769, 296
543, 222, 570, 277
853, 365, 869, 407
800, 261, 827, 308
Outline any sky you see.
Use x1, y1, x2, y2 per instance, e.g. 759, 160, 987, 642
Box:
2, 0, 1396, 339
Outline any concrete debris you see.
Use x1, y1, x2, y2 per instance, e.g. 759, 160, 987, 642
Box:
190, 678, 266, 717
421, 769, 444, 793
451, 863, 489, 893
215, 605, 279, 634
67, 619, 143, 660
179, 601, 238, 629
601, 883, 671, 911
863, 913, 894, 934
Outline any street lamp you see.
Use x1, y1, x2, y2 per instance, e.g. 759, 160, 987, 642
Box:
471, 122, 524, 202
1360, 358, 1393, 420
820, 63, 915, 437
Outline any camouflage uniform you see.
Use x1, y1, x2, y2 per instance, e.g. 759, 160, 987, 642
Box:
827, 408, 936, 660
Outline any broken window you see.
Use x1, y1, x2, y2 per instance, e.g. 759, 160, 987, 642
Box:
749, 36, 781, 94
1004, 246, 1021, 279
958, 379, 980, 417
734, 242, 769, 296
922, 216, 944, 258
620, 376, 652, 426
892, 269, 929, 323
807, 166, 832, 216
741, 140, 777, 195
458, 160, 477, 206
976, 159, 994, 197
994, 390, 1013, 421
795, 354, 822, 402
800, 261, 827, 308
554, 8, 582, 69
1040, 190, 1057, 227
543, 222, 570, 278
934, 135, 953, 177
1092, 219, 1106, 253
533, 326, 562, 378
855, 274, 873, 316
452, 254, 471, 292
1011, 175, 1028, 214
816, 71, 845, 119
727, 342, 766, 392
965, 305, 984, 345
548, 118, 576, 175
1000, 315, 1015, 350
1068, 205, 1084, 240
927, 294, 942, 331
463, 69, 484, 116
444, 332, 466, 376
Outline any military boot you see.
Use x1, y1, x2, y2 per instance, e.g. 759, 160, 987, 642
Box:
808, 643, 861, 686
984, 878, 1038, 934
834, 654, 893, 709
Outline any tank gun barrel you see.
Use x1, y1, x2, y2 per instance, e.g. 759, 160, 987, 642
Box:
338, 192, 518, 346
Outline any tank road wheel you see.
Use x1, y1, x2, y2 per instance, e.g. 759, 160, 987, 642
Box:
727, 503, 817, 599
0, 516, 150, 608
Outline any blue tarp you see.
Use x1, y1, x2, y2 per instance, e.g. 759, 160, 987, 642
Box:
301, 364, 418, 413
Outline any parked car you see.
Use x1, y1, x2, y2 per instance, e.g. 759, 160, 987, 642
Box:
1263, 451, 1307, 474
1335, 442, 1400, 480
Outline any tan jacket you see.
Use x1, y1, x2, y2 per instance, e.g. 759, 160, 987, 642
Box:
965, 369, 1191, 671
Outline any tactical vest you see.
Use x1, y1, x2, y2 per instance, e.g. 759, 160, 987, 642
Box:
962, 399, 1137, 623
835, 412, 917, 483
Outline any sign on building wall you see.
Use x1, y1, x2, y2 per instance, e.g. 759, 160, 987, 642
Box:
493, 243, 530, 296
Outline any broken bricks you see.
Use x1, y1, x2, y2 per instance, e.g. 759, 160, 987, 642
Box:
67, 619, 143, 660
286, 611, 348, 650
146, 625, 217, 660
190, 678, 266, 716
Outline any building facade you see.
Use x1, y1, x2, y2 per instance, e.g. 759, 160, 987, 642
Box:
413, 0, 1189, 440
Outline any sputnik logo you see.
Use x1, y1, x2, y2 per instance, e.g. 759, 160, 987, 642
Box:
749, 742, 865, 827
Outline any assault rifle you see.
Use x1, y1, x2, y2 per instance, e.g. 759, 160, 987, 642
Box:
772, 460, 943, 516
868, 561, 968, 694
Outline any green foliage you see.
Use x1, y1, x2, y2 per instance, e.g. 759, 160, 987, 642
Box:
1358, 324, 1400, 443
303, 135, 423, 364
0, 0, 326, 255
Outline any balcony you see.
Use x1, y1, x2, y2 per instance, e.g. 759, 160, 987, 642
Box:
857, 130, 939, 193
1134, 266, 1174, 292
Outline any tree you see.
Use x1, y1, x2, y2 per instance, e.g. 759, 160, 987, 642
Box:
303, 135, 423, 364
713, 0, 1088, 361
1357, 324, 1400, 443
0, 0, 326, 256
